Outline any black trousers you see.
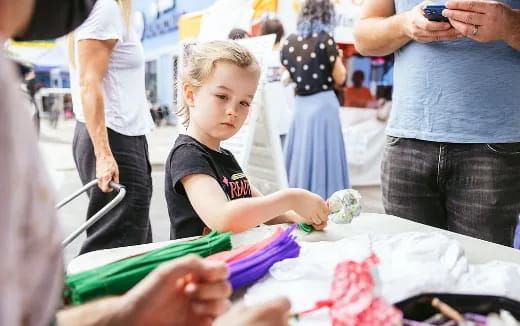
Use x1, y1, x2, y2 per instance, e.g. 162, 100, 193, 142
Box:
382, 136, 520, 246
73, 122, 153, 254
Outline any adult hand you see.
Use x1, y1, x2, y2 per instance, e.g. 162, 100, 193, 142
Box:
96, 154, 119, 192
403, 1, 463, 43
290, 189, 329, 226
443, 0, 518, 43
120, 255, 231, 326
214, 297, 291, 326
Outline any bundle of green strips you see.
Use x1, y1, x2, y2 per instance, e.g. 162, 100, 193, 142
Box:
65, 231, 232, 305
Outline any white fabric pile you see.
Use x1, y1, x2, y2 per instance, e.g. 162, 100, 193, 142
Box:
244, 232, 520, 325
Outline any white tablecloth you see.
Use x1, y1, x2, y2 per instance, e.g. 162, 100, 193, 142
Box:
66, 213, 520, 325
68, 213, 520, 273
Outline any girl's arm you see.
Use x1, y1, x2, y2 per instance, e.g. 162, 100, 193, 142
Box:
250, 184, 327, 229
250, 184, 263, 198
250, 184, 299, 225
181, 174, 328, 233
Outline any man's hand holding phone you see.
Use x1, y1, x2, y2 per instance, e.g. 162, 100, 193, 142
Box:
442, 0, 520, 49
424, 5, 450, 22
403, 1, 463, 43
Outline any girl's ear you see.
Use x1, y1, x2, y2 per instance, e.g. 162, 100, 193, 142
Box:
182, 83, 195, 108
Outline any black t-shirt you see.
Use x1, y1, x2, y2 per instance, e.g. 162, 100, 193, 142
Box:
281, 32, 339, 96
165, 134, 252, 239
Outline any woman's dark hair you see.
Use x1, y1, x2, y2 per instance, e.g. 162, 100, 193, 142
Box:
259, 19, 285, 44
228, 28, 249, 40
297, 0, 336, 38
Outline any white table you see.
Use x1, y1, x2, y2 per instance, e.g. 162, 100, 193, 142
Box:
67, 213, 520, 275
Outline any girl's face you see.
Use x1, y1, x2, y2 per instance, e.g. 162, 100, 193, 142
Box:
184, 61, 260, 148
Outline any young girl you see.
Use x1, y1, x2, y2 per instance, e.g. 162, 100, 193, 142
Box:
165, 40, 329, 239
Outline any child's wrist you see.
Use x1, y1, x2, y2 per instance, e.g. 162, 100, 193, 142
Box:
284, 188, 305, 206
287, 212, 301, 224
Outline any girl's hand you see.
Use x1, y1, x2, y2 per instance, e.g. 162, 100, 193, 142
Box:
289, 189, 329, 226
311, 220, 328, 230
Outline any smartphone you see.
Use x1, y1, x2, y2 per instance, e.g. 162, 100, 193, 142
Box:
423, 5, 449, 22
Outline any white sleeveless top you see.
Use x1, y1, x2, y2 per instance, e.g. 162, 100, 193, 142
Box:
70, 0, 154, 136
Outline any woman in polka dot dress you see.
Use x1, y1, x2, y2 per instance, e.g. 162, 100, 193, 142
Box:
281, 0, 350, 199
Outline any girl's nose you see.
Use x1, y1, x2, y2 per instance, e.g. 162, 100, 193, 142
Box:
225, 104, 238, 116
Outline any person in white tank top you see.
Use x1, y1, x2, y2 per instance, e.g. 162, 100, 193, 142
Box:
69, 0, 155, 253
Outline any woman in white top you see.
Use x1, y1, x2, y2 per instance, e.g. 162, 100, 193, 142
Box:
259, 18, 294, 148
69, 0, 155, 254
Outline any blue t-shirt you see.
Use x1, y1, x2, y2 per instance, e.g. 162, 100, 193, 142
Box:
388, 0, 520, 143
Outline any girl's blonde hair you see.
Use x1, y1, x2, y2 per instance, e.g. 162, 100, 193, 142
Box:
67, 0, 132, 68
178, 40, 261, 128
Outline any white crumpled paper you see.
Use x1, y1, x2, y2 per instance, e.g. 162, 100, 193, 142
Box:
327, 189, 362, 224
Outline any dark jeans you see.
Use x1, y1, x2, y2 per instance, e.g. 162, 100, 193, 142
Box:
73, 122, 153, 254
381, 136, 520, 246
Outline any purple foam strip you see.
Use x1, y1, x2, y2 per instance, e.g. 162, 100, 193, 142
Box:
439, 321, 457, 326
228, 224, 300, 289
229, 239, 300, 288
230, 243, 300, 289
464, 313, 487, 324
229, 235, 297, 276
229, 226, 296, 274
402, 319, 436, 326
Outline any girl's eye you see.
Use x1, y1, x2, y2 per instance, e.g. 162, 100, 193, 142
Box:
240, 101, 250, 107
216, 94, 227, 100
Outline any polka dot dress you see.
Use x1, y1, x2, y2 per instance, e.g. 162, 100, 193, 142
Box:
281, 32, 339, 96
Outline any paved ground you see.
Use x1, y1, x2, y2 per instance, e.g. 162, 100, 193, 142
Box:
38, 118, 384, 265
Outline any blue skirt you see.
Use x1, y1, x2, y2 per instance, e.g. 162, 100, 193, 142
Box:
284, 90, 350, 199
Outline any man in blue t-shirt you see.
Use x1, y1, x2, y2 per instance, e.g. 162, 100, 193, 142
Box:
354, 0, 520, 246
